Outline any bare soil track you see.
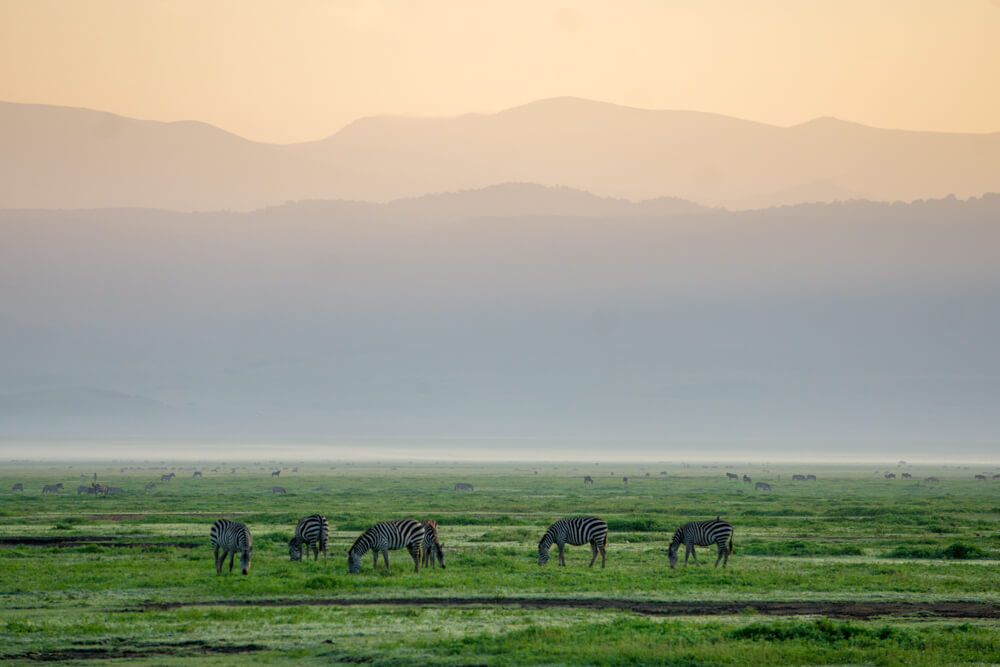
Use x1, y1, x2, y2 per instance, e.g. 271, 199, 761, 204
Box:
137, 597, 1000, 619
0, 536, 202, 548
7, 640, 264, 661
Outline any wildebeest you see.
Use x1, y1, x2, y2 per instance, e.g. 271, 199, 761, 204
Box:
454, 483, 474, 491
726, 473, 739, 480
755, 482, 771, 491
272, 486, 287, 494
806, 474, 817, 481
885, 473, 896, 479
12, 483, 24, 493
792, 474, 806, 481
584, 476, 594, 484
743, 475, 751, 484
42, 483, 64, 494
193, 471, 202, 478
271, 470, 281, 478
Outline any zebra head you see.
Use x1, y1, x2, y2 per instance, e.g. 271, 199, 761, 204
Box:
434, 543, 446, 569
347, 549, 363, 574
288, 537, 303, 561
537, 544, 551, 566
667, 543, 679, 569
240, 547, 252, 575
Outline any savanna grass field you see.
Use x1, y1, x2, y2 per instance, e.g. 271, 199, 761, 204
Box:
2, 458, 999, 665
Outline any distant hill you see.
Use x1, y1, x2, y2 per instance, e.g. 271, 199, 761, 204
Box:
1, 97, 997, 211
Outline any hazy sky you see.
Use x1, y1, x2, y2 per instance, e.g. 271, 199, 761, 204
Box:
2, 0, 998, 143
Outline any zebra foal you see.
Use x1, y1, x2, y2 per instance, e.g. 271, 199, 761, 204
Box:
289, 514, 330, 562
210, 519, 253, 575
667, 517, 734, 569
347, 519, 424, 574
538, 516, 608, 568
420, 519, 446, 569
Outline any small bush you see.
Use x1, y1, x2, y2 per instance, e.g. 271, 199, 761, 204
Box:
941, 542, 987, 560
606, 518, 660, 532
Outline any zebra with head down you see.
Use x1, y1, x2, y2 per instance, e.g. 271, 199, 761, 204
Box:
667, 517, 734, 569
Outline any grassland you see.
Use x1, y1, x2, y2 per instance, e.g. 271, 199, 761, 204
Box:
1, 458, 998, 664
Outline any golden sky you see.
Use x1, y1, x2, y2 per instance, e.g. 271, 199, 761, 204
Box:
2, 0, 998, 144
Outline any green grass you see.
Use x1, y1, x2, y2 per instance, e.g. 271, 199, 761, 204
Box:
1, 459, 999, 664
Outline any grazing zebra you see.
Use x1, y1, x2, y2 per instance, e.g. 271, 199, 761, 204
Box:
623, 477, 629, 485
726, 472, 738, 480
901, 472, 912, 479
77, 485, 91, 495
924, 476, 940, 483
160, 474, 173, 482
420, 519, 446, 569
792, 474, 806, 481
271, 470, 281, 478
347, 519, 424, 574
93, 483, 109, 495
193, 471, 202, 478
742, 475, 751, 484
885, 473, 896, 479
289, 514, 330, 562
755, 481, 771, 491
975, 474, 987, 480
584, 476, 594, 484
667, 517, 734, 569
145, 482, 155, 491
271, 486, 287, 494
42, 483, 63, 494
806, 474, 817, 481
106, 487, 124, 495
454, 483, 474, 491
12, 483, 24, 493
538, 516, 608, 568
210, 519, 253, 575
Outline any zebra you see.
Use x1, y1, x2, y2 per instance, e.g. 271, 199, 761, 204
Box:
538, 516, 608, 568
622, 477, 629, 485
755, 481, 771, 491
420, 519, 446, 569
160, 474, 173, 482
289, 514, 330, 562
210, 519, 253, 575
454, 483, 474, 491
347, 519, 424, 574
271, 470, 281, 478
12, 483, 24, 493
193, 471, 202, 478
77, 485, 91, 495
742, 475, 751, 484
924, 476, 940, 483
42, 483, 63, 494
901, 472, 912, 479
667, 517, 734, 569
106, 487, 124, 494
584, 476, 594, 484
975, 474, 987, 480
272, 486, 287, 494
726, 472, 738, 480
885, 473, 896, 479
806, 474, 817, 481
145, 482, 155, 491
792, 474, 806, 481
93, 483, 109, 495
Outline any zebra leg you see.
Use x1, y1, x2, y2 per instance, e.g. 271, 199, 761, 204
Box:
684, 544, 693, 566
214, 546, 222, 574
558, 542, 566, 566
228, 551, 235, 573
715, 543, 724, 567
690, 545, 700, 564
409, 544, 420, 573
589, 542, 598, 568
372, 551, 379, 570
312, 543, 319, 562
382, 549, 390, 572
600, 543, 606, 569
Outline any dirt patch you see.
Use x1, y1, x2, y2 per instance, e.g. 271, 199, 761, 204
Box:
8, 640, 264, 661
0, 536, 201, 548
136, 597, 1000, 619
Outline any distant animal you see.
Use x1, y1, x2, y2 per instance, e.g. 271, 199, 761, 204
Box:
106, 487, 124, 495
454, 483, 474, 492
660, 471, 667, 475
193, 471, 202, 478
271, 470, 281, 478
736, 489, 744, 495
271, 486, 286, 494
347, 519, 425, 574
12, 483, 23, 493
623, 477, 629, 485
743, 475, 751, 484
726, 473, 739, 480
210, 519, 253, 575
755, 482, 771, 491
420, 519, 446, 569
584, 476, 594, 484
145, 482, 155, 491
901, 473, 912, 479
806, 474, 817, 481
667, 517, 734, 569
975, 474, 987, 480
292, 467, 298, 473
885, 473, 896, 479
42, 483, 63, 494
993, 474, 1000, 480
160, 473, 174, 482
538, 516, 608, 568
92, 483, 109, 495
289, 514, 330, 562
645, 472, 650, 477
77, 485, 92, 495
93, 472, 97, 481
924, 477, 940, 483
792, 474, 806, 481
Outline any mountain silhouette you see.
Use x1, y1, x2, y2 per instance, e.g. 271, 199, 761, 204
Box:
2, 97, 997, 211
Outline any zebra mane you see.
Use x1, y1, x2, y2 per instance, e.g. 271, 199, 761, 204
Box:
348, 527, 374, 555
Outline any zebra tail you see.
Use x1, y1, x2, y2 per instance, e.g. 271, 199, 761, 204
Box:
729, 534, 734, 555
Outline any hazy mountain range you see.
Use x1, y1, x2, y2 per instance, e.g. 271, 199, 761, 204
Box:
2, 186, 998, 457
2, 97, 998, 211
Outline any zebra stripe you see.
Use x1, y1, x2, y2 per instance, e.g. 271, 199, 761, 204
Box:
210, 519, 253, 575
420, 519, 446, 569
667, 517, 734, 569
538, 516, 608, 568
289, 514, 330, 562
347, 519, 424, 574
